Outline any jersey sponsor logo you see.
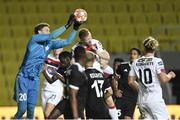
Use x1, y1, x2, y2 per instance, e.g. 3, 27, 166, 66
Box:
124, 69, 128, 72
138, 58, 152, 63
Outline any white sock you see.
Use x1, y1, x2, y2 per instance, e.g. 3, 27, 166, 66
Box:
109, 106, 119, 120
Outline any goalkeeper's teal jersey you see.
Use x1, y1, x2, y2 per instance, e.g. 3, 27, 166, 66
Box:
18, 26, 77, 80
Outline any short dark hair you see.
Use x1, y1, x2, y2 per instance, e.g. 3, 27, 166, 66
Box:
79, 28, 90, 40
113, 58, 124, 64
34, 23, 50, 34
130, 48, 141, 55
59, 51, 72, 61
74, 46, 86, 62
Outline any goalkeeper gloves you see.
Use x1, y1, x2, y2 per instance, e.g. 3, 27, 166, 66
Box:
73, 21, 83, 30
65, 14, 75, 29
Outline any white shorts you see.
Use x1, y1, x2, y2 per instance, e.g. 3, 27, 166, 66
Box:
138, 101, 170, 119
41, 90, 63, 112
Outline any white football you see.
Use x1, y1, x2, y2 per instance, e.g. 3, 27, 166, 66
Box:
74, 9, 87, 22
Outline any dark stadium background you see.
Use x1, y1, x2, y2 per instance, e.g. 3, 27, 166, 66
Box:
0, 0, 180, 118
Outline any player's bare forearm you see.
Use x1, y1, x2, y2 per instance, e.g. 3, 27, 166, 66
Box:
111, 76, 119, 92
128, 76, 139, 92
105, 95, 115, 107
159, 71, 176, 83
42, 70, 54, 84
111, 76, 123, 97
53, 72, 65, 83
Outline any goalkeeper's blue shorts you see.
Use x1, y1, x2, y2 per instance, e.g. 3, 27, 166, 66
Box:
13, 75, 40, 104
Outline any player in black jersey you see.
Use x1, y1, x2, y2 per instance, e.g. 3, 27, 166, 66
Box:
85, 51, 118, 119
45, 51, 72, 119
68, 46, 88, 119
85, 51, 110, 119
112, 48, 141, 119
48, 46, 88, 119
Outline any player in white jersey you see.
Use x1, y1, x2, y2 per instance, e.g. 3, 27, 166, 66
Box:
72, 28, 103, 53
41, 48, 64, 118
128, 36, 176, 119
71, 28, 104, 69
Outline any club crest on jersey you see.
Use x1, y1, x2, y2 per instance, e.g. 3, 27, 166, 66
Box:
47, 67, 54, 75
66, 69, 71, 75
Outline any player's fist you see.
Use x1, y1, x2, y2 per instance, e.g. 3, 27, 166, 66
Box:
73, 20, 84, 30
65, 14, 76, 29
114, 89, 123, 98
168, 71, 176, 79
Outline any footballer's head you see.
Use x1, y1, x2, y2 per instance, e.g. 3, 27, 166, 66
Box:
79, 28, 92, 46
74, 46, 86, 65
85, 51, 95, 68
34, 23, 50, 34
59, 51, 72, 68
113, 58, 124, 70
129, 48, 141, 62
143, 36, 159, 53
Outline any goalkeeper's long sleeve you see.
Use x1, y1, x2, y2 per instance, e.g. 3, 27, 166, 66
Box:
51, 29, 77, 49
31, 25, 66, 43
19, 26, 77, 80
50, 25, 66, 39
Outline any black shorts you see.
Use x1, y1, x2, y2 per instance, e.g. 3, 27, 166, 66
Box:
115, 97, 137, 119
48, 98, 73, 119
49, 98, 85, 119
86, 107, 110, 119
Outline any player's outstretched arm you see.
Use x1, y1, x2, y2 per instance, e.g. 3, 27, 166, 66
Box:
50, 14, 75, 39
159, 71, 176, 83
51, 21, 84, 49
32, 14, 75, 43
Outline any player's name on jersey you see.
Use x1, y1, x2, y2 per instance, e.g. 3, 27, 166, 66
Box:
136, 62, 153, 66
90, 73, 103, 79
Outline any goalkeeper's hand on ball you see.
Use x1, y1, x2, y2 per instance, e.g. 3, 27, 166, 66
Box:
73, 20, 85, 30
65, 14, 76, 29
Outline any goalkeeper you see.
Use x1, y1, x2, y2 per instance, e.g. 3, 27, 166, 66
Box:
13, 14, 83, 119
